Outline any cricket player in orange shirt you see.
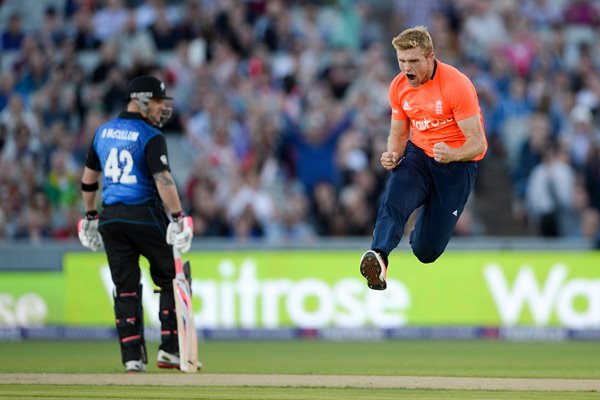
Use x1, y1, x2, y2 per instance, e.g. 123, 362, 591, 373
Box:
360, 26, 487, 290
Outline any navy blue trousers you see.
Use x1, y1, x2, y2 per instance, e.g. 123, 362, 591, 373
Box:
371, 141, 478, 263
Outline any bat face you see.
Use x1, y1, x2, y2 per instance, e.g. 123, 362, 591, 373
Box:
173, 248, 199, 373
173, 277, 198, 372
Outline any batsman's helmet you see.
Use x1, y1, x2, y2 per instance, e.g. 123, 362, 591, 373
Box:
125, 75, 172, 101
125, 75, 173, 127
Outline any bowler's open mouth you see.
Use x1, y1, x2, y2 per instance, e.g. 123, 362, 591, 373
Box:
405, 73, 416, 83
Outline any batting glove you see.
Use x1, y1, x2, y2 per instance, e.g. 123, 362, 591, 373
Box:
77, 210, 104, 251
166, 211, 193, 253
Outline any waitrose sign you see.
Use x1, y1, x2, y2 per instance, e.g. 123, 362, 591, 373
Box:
1, 251, 599, 329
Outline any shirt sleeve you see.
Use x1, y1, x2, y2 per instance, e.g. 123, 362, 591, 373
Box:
389, 75, 408, 121
445, 70, 480, 121
145, 134, 171, 175
84, 143, 101, 171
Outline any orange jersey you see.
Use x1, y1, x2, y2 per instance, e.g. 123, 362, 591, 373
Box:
389, 60, 487, 161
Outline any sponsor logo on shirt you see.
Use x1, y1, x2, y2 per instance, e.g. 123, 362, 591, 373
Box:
402, 101, 411, 111
435, 100, 443, 115
411, 117, 455, 131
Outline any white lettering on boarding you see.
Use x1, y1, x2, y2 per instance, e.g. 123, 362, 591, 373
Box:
485, 263, 600, 329
0, 293, 48, 327
101, 260, 412, 329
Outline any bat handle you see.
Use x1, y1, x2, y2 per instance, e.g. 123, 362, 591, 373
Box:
173, 247, 185, 276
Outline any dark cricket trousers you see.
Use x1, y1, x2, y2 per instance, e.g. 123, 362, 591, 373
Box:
98, 203, 179, 362
371, 141, 478, 263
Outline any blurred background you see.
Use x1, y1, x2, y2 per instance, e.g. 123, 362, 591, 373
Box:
1, 0, 600, 339
0, 0, 599, 247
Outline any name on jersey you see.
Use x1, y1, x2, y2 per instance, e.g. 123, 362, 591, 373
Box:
411, 117, 454, 131
101, 128, 140, 141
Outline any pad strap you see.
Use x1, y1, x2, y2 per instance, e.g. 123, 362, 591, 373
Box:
113, 287, 147, 363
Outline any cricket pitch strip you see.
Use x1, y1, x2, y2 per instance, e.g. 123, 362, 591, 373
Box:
1, 374, 599, 391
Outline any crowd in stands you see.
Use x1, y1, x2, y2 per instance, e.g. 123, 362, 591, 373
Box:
0, 0, 599, 246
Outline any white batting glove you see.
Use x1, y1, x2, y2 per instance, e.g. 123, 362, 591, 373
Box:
166, 212, 193, 253
77, 211, 104, 251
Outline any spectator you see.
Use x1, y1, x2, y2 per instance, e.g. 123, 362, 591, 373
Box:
491, 76, 535, 167
149, 8, 180, 50
92, 0, 130, 43
338, 184, 373, 236
70, 7, 100, 50
266, 185, 316, 244
560, 105, 599, 170
561, 0, 600, 71
226, 169, 274, 239
1, 0, 600, 243
500, 16, 538, 77
582, 141, 600, 213
116, 13, 158, 70
512, 112, 553, 203
391, 0, 440, 30
0, 71, 16, 112
522, 0, 562, 37
13, 49, 50, 100
281, 107, 355, 196
38, 6, 66, 49
90, 41, 120, 84
525, 142, 576, 236
1, 13, 25, 51
52, 205, 80, 240
0, 94, 41, 159
460, 0, 508, 65
579, 207, 600, 244
15, 188, 53, 242
310, 180, 346, 236
32, 79, 72, 129
100, 67, 127, 115
135, 0, 180, 31
565, 179, 596, 238
44, 149, 79, 211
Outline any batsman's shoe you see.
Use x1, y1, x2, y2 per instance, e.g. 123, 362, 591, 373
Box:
360, 250, 387, 290
124, 360, 146, 373
156, 349, 180, 369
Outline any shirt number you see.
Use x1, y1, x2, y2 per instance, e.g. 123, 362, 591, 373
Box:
104, 148, 138, 184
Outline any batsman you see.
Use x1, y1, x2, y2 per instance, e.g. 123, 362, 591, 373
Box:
77, 75, 194, 373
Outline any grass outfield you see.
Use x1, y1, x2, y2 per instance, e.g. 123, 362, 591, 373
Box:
0, 340, 599, 399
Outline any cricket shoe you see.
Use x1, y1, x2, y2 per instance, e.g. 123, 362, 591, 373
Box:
124, 360, 146, 373
360, 250, 387, 290
156, 349, 180, 369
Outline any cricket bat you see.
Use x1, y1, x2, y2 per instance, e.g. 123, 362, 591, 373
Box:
172, 246, 199, 372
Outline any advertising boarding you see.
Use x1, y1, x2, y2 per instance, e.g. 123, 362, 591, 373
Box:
1, 251, 599, 335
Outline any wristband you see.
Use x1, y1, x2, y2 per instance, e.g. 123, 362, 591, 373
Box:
81, 181, 99, 192
171, 211, 185, 221
85, 210, 99, 220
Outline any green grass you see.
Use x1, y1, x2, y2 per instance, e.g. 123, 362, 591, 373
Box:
1, 340, 599, 378
1, 340, 599, 399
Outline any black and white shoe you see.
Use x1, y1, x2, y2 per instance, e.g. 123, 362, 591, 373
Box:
124, 360, 146, 373
359, 250, 387, 290
156, 349, 180, 369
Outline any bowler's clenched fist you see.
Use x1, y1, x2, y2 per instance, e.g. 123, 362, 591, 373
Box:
433, 142, 454, 163
380, 151, 400, 171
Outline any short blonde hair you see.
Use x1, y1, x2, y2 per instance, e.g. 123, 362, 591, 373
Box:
392, 26, 434, 56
